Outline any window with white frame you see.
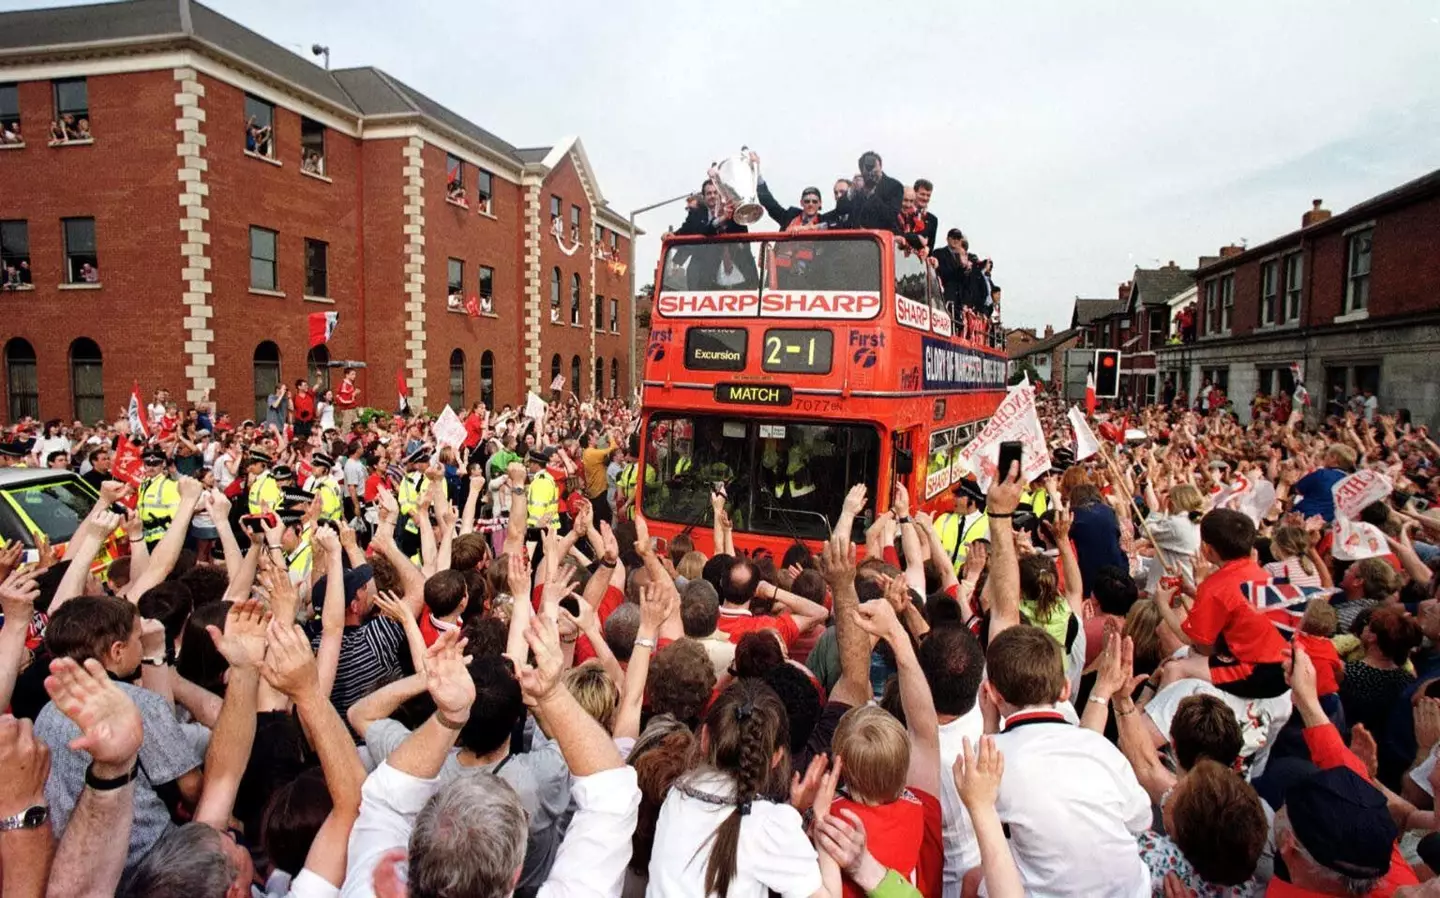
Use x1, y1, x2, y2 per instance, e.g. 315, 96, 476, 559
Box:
63, 217, 98, 284
248, 226, 276, 291
1260, 259, 1278, 326
1220, 274, 1234, 332
1283, 252, 1303, 323
477, 169, 493, 213
1346, 228, 1372, 313
244, 95, 274, 157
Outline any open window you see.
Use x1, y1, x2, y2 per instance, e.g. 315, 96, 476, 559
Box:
51, 78, 90, 144
0, 84, 21, 145
244, 94, 274, 158
301, 117, 326, 175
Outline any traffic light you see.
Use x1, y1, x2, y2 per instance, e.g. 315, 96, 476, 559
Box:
1094, 349, 1121, 398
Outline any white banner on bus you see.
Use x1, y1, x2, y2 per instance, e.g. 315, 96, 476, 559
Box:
655, 290, 882, 320
959, 385, 1051, 490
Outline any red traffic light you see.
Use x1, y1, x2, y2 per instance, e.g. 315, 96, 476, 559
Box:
1101, 356, 1116, 368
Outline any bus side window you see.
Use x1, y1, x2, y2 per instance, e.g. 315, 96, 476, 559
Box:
894, 244, 927, 303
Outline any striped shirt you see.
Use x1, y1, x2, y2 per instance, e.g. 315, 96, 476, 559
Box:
307, 617, 406, 721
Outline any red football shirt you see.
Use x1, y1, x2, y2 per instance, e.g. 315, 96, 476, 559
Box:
832, 789, 941, 898
1183, 557, 1287, 685
715, 606, 800, 647
1294, 632, 1343, 697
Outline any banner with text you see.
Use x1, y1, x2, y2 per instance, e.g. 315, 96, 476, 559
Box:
959, 385, 1051, 489
431, 406, 467, 449
1332, 469, 1393, 522
921, 337, 1009, 392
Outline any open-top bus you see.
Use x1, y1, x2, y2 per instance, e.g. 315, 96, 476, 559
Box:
636, 227, 1008, 558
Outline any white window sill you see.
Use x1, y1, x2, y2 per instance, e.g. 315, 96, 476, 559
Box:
300, 169, 331, 183
0, 284, 34, 292
1335, 308, 1370, 324
481, 311, 498, 319
303, 295, 334, 304
58, 282, 101, 290
249, 287, 286, 298
477, 207, 496, 220
0, 142, 25, 150
550, 317, 563, 326
570, 322, 582, 329
48, 138, 93, 148
610, 329, 620, 335
244, 150, 281, 167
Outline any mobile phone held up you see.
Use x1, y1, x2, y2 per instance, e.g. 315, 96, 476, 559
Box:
240, 513, 277, 535
997, 441, 1024, 482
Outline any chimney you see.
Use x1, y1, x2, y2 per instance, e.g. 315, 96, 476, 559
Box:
1219, 245, 1245, 259
1165, 260, 1177, 268
1302, 198, 1332, 228
1119, 281, 1133, 302
1198, 255, 1220, 269
1044, 324, 1054, 338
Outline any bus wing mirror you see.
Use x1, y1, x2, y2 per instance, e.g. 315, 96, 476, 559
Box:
894, 447, 914, 477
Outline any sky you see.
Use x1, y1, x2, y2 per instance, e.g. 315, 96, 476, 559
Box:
11, 0, 1440, 329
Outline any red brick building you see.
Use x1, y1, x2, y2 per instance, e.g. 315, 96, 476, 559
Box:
0, 0, 636, 423
1157, 171, 1440, 426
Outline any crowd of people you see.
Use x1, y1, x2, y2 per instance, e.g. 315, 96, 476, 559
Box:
673, 150, 1002, 341
2, 381, 1440, 897
46, 113, 90, 145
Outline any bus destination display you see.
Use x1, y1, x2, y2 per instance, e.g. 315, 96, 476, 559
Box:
762, 329, 833, 375
685, 326, 748, 371
684, 328, 747, 371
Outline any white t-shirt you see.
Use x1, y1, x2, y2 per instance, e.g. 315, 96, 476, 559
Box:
937, 706, 987, 898
990, 715, 1152, 898
213, 451, 237, 491
646, 770, 821, 898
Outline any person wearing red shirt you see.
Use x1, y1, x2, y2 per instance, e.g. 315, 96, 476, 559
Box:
829, 599, 945, 898
1160, 509, 1289, 699
713, 557, 828, 648
335, 367, 360, 431
291, 379, 317, 439
416, 569, 468, 646
463, 402, 486, 451
1269, 644, 1419, 896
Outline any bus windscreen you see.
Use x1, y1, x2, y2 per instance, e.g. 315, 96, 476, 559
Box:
661, 237, 881, 294
641, 413, 880, 541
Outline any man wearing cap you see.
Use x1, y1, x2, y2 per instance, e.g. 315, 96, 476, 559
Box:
137, 448, 180, 547
0, 441, 28, 467
246, 449, 282, 515
934, 478, 990, 572
273, 499, 314, 585
394, 446, 429, 558
305, 452, 344, 523
526, 449, 559, 566
1270, 644, 1419, 895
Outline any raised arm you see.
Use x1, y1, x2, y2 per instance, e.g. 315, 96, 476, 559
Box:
818, 533, 872, 707
208, 489, 243, 584
614, 582, 673, 741
261, 620, 367, 888
388, 629, 474, 780
42, 657, 144, 898
192, 600, 270, 831
834, 484, 867, 543
0, 715, 53, 898
0, 569, 40, 712
855, 599, 940, 796
503, 463, 528, 557
915, 512, 959, 593
955, 737, 1025, 898
503, 553, 535, 667
51, 506, 119, 612
461, 471, 484, 535
370, 488, 427, 618
1050, 504, 1085, 617
984, 464, 1024, 638
892, 484, 927, 596
121, 476, 202, 600
346, 673, 427, 741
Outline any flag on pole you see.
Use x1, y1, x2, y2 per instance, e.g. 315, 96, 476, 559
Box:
308, 311, 339, 348
397, 369, 410, 415
1085, 370, 1097, 416
127, 381, 149, 438
1068, 406, 1101, 461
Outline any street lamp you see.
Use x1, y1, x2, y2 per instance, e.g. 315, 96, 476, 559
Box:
627, 192, 691, 398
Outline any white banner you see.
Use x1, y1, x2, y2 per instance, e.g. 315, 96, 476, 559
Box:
525, 391, 548, 421
1068, 406, 1100, 461
959, 385, 1051, 489
1334, 518, 1389, 561
1332, 469, 1392, 521
431, 406, 467, 449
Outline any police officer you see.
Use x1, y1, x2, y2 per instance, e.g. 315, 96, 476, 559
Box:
0, 441, 29, 468
246, 449, 282, 515
395, 447, 429, 558
277, 488, 316, 584
305, 452, 344, 523
137, 448, 180, 548
526, 449, 559, 571
933, 478, 990, 572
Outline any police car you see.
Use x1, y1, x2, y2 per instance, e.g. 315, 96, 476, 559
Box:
0, 468, 101, 563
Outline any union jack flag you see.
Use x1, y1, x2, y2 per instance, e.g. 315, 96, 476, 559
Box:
1240, 579, 1338, 633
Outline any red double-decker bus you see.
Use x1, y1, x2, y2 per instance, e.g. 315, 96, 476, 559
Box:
636, 227, 1007, 557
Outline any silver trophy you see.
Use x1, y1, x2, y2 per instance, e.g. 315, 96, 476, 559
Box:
713, 148, 764, 226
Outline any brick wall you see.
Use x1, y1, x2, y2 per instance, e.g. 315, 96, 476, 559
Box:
0, 62, 633, 424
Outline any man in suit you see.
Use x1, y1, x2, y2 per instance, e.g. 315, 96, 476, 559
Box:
672, 179, 757, 290
847, 150, 905, 232
913, 179, 939, 251
933, 228, 987, 314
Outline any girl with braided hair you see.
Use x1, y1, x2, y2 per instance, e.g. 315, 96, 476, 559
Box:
646, 677, 831, 898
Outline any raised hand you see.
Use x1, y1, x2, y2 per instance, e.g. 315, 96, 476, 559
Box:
260, 620, 319, 699
599, 520, 619, 565
987, 461, 1023, 517
853, 598, 903, 642
517, 613, 564, 707
505, 552, 531, 601
955, 735, 1005, 810
312, 522, 340, 555
0, 540, 22, 583
44, 657, 143, 771
789, 751, 828, 812
0, 567, 40, 622
1414, 697, 1440, 758
257, 560, 299, 625
639, 581, 677, 634
1092, 632, 1141, 702
206, 599, 272, 670
0, 715, 50, 818
374, 590, 413, 626
842, 484, 868, 517
817, 532, 856, 588
176, 475, 203, 502
424, 629, 474, 722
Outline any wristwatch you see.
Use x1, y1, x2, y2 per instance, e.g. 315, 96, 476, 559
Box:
634, 636, 658, 651
0, 805, 47, 832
